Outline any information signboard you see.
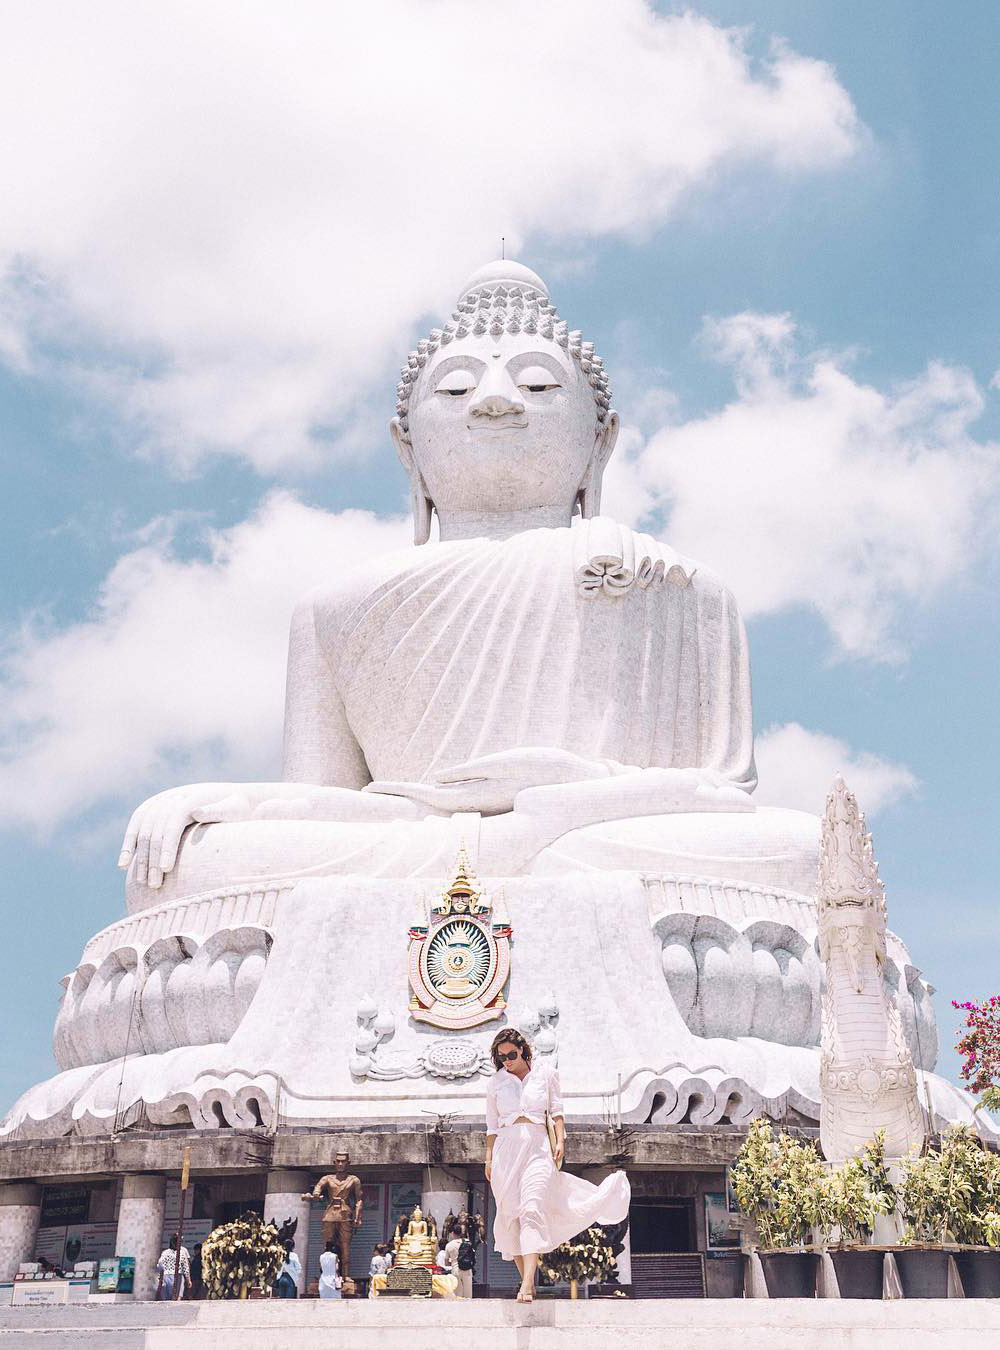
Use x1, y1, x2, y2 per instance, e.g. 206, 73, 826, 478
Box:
39, 1186, 90, 1228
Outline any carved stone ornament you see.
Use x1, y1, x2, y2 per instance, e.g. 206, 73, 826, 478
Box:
407, 848, 511, 1030
349, 1001, 491, 1081
818, 776, 924, 1163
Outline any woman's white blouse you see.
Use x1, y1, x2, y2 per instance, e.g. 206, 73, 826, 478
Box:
486, 1061, 563, 1131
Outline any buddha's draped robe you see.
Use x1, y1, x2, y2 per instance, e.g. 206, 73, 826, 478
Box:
313, 524, 756, 793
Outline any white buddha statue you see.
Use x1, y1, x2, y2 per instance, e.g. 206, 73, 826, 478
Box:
7, 261, 974, 1141
116, 259, 817, 908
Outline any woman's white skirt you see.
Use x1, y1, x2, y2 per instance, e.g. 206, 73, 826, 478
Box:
490, 1122, 630, 1261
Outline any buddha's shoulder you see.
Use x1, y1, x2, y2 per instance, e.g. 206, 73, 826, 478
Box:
579, 517, 737, 605
291, 541, 470, 623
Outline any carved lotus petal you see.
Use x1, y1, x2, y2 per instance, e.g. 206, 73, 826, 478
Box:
423, 1039, 481, 1078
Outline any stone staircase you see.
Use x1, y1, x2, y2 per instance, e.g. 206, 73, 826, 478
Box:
3, 1298, 1000, 1349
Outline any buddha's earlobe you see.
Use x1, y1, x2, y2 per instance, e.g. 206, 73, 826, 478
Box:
391, 416, 435, 545
577, 411, 619, 520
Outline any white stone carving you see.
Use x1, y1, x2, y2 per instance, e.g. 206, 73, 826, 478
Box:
350, 997, 490, 1082
573, 517, 695, 597
52, 920, 273, 1070
395, 261, 612, 437
4, 869, 985, 1144
507, 991, 561, 1066
818, 776, 925, 1163
0, 261, 983, 1145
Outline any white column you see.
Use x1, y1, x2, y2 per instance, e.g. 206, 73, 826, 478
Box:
0, 1183, 41, 1281
421, 1167, 467, 1243
116, 1174, 166, 1300
265, 1169, 313, 1295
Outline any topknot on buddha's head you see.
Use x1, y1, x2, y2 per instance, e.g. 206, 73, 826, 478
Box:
396, 260, 612, 435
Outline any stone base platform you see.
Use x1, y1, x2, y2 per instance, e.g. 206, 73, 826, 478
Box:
2, 1298, 997, 1350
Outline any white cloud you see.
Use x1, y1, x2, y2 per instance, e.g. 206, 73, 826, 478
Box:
620, 313, 999, 659
0, 495, 409, 830
0, 2, 858, 472
754, 721, 918, 816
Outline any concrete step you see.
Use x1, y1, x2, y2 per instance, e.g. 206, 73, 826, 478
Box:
3, 1298, 999, 1350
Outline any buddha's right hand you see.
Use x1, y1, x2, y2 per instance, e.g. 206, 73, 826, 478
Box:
118, 783, 257, 888
119, 781, 425, 887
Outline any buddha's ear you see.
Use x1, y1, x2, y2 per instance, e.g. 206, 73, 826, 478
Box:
391, 416, 434, 545
576, 410, 619, 519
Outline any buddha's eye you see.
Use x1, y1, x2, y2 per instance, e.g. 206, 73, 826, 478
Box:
517, 365, 561, 394
435, 370, 476, 396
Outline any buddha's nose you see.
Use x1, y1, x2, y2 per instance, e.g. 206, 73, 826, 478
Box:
469, 369, 525, 419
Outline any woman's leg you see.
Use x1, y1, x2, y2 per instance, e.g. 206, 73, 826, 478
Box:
518, 1252, 538, 1300
513, 1255, 524, 1278
516, 1136, 554, 1300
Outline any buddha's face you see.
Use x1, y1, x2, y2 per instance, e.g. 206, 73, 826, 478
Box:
393, 330, 617, 520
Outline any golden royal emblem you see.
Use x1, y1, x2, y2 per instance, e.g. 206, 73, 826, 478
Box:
407, 848, 511, 1029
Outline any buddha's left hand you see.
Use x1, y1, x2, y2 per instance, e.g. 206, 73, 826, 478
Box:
366, 748, 616, 815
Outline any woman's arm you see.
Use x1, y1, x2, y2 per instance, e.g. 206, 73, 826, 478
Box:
485, 1077, 499, 1180
548, 1066, 566, 1167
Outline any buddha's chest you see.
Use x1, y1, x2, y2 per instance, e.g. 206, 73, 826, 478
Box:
323, 537, 702, 775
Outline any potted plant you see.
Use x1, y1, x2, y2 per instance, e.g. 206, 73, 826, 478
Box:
200, 1212, 285, 1300
897, 1126, 992, 1297
730, 1118, 823, 1297
538, 1225, 619, 1299
826, 1130, 896, 1298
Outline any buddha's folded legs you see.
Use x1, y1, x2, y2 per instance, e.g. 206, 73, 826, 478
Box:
528, 806, 821, 897
126, 803, 821, 913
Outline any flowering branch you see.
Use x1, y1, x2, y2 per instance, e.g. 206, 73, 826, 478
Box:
953, 995, 1000, 1114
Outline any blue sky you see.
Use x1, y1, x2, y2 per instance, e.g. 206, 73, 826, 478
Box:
1, 0, 997, 1112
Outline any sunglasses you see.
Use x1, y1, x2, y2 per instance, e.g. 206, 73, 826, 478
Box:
497, 1049, 520, 1062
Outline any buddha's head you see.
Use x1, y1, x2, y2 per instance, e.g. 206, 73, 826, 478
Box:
392, 261, 619, 543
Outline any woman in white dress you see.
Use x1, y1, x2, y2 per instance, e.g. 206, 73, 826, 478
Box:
318, 1241, 342, 1299
485, 1029, 630, 1302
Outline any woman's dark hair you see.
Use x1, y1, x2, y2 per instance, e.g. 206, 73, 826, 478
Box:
283, 1238, 295, 1253
490, 1027, 533, 1070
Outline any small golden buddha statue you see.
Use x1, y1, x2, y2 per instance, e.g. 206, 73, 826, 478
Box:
394, 1205, 438, 1268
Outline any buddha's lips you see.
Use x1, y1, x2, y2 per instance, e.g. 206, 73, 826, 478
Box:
466, 420, 528, 431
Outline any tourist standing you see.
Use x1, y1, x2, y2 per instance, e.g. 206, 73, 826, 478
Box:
368, 1242, 387, 1297
275, 1239, 302, 1298
189, 1243, 203, 1300
445, 1230, 475, 1298
485, 1029, 630, 1303
318, 1241, 343, 1299
155, 1236, 191, 1300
